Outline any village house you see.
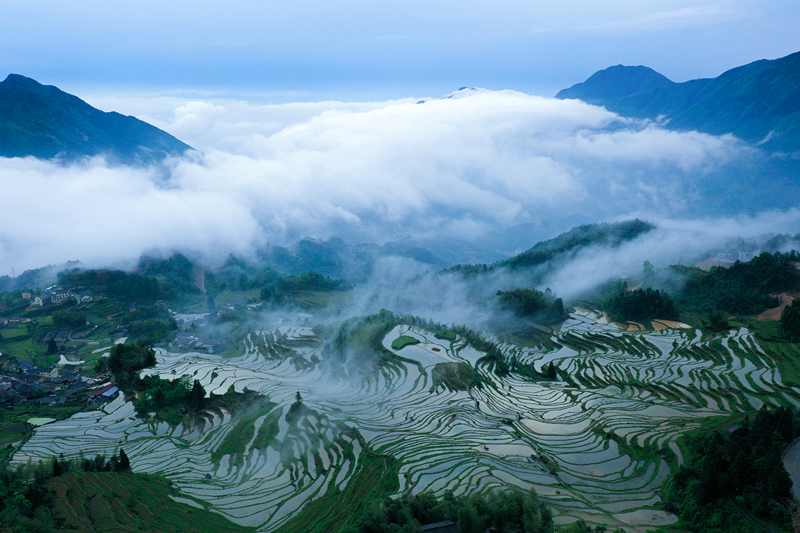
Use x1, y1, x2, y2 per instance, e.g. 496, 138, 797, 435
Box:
88, 383, 119, 403
48, 287, 71, 304
30, 295, 48, 308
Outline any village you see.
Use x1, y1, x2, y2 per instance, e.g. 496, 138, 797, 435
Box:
0, 281, 263, 414
0, 355, 118, 410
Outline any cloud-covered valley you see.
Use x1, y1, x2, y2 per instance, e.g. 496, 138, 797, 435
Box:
1, 89, 796, 274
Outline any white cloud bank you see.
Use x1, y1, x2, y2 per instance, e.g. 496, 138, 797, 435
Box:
0, 89, 784, 274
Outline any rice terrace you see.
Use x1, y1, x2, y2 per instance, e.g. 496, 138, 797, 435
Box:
11, 306, 800, 532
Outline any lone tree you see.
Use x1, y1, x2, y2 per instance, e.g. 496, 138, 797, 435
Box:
190, 379, 206, 410
47, 338, 58, 354
117, 448, 131, 471
295, 391, 303, 404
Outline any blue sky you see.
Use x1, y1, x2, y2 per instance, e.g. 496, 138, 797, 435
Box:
3, 1, 800, 100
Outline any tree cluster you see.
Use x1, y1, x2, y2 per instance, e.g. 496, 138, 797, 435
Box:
106, 272, 161, 301
781, 299, 800, 342
440, 263, 495, 277
357, 489, 554, 533
107, 341, 156, 387
207, 257, 282, 293
57, 267, 163, 301
134, 376, 206, 416
667, 406, 798, 532
497, 288, 566, 324
124, 303, 179, 343
57, 268, 129, 288
606, 288, 677, 322
138, 253, 199, 299
51, 309, 87, 329
127, 318, 178, 339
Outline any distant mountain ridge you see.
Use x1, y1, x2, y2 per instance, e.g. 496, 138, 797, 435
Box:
557, 50, 800, 153
0, 74, 192, 164
556, 65, 676, 105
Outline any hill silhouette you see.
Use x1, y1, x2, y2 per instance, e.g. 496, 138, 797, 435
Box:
0, 74, 192, 164
557, 50, 800, 153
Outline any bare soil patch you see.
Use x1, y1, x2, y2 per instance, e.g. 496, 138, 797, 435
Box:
757, 292, 799, 321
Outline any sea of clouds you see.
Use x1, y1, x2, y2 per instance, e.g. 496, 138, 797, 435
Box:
0, 88, 796, 274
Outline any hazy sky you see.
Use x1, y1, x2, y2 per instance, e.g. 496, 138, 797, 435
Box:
3, 1, 799, 100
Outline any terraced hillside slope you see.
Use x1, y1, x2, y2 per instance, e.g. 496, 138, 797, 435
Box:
13, 314, 800, 531
48, 471, 255, 533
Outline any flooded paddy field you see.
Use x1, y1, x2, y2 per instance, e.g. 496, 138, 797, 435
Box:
15, 314, 797, 531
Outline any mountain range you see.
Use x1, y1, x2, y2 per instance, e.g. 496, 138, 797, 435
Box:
557, 50, 800, 153
0, 74, 191, 164
3, 50, 798, 164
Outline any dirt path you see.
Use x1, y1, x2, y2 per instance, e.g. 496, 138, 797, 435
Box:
728, 496, 780, 533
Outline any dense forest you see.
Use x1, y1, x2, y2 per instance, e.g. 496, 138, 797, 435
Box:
671, 251, 799, 315
666, 406, 798, 532
587, 251, 799, 324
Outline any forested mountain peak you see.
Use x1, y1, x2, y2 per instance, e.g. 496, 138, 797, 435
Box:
556, 50, 800, 153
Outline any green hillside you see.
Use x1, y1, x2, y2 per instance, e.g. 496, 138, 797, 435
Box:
500, 219, 655, 270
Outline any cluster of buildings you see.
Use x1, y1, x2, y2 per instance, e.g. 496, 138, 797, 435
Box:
0, 358, 112, 408
0, 316, 32, 326
22, 286, 93, 308
715, 251, 755, 264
